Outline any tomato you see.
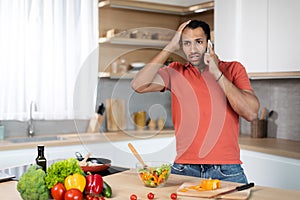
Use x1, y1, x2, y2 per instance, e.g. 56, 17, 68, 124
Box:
130, 194, 137, 200
64, 188, 83, 200
86, 193, 105, 200
86, 194, 92, 200
170, 192, 177, 200
147, 192, 154, 199
51, 182, 66, 200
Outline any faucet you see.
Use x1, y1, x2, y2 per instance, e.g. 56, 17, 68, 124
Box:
27, 101, 37, 137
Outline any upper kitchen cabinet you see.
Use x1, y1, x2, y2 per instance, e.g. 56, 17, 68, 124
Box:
214, 0, 300, 73
214, 0, 268, 73
268, 0, 300, 72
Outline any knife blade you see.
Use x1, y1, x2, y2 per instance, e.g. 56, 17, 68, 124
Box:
209, 182, 254, 198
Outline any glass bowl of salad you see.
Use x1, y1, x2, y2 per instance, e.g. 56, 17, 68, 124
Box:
136, 161, 171, 188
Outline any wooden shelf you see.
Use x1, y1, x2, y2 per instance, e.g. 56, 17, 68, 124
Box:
98, 71, 136, 79
99, 37, 169, 47
248, 71, 300, 79
99, 71, 300, 80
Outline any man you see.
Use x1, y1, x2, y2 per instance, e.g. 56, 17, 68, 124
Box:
131, 20, 259, 183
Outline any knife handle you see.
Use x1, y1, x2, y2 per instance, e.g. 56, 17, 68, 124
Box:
236, 182, 255, 191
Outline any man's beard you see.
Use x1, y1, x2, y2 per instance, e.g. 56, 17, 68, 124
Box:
188, 54, 206, 68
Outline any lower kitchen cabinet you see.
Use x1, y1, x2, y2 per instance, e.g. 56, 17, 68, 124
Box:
1, 138, 299, 191
0, 137, 177, 172
85, 136, 177, 169
0, 145, 87, 169
241, 149, 300, 191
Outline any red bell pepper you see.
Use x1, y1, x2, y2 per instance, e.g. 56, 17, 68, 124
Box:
85, 173, 103, 196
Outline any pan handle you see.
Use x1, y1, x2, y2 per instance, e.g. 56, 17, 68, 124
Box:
75, 152, 83, 160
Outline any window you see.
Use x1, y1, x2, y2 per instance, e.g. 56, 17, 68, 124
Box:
0, 0, 99, 120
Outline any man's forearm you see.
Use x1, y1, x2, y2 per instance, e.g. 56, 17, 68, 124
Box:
218, 75, 260, 121
131, 49, 171, 92
131, 20, 189, 93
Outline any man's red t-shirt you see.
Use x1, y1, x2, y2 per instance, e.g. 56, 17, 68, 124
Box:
158, 61, 253, 164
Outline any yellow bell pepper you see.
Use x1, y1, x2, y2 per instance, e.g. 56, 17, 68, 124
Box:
64, 173, 86, 192
157, 170, 168, 184
200, 179, 220, 190
150, 174, 158, 184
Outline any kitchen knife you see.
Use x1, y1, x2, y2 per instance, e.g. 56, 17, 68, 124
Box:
97, 103, 105, 115
95, 103, 105, 130
87, 103, 105, 133
209, 182, 254, 198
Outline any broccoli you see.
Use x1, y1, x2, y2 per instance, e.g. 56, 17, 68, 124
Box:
17, 164, 49, 200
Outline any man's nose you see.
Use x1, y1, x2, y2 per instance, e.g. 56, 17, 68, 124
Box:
191, 42, 199, 51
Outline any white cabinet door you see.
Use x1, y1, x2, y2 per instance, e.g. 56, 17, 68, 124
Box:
0, 145, 87, 169
215, 0, 300, 73
268, 0, 300, 72
215, 0, 268, 73
214, 0, 240, 61
69, 138, 176, 169
238, 0, 268, 73
241, 149, 300, 191
0, 137, 177, 171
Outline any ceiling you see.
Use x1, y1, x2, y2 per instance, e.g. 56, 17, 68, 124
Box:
100, 0, 214, 15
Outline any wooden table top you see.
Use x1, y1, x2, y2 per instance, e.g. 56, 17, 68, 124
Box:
1, 169, 300, 200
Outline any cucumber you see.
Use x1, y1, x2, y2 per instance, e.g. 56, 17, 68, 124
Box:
101, 181, 112, 198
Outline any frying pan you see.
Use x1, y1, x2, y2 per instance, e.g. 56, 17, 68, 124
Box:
75, 152, 111, 173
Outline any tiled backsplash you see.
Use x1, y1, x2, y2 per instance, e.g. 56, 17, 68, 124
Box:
1, 120, 88, 138
2, 77, 299, 142
241, 78, 300, 141
97, 77, 300, 141
96, 78, 173, 130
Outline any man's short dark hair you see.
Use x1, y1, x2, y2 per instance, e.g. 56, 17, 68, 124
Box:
180, 20, 211, 47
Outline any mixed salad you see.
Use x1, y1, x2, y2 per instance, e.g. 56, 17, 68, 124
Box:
138, 163, 171, 187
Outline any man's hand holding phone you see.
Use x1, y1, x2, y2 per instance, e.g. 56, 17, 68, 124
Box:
204, 40, 213, 65
205, 40, 222, 78
206, 39, 213, 54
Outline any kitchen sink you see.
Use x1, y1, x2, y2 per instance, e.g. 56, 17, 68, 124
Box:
7, 136, 65, 143
0, 159, 62, 180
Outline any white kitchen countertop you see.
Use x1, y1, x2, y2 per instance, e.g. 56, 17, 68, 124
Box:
1, 130, 299, 160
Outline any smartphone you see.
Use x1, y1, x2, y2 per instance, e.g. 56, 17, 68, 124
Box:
206, 40, 212, 53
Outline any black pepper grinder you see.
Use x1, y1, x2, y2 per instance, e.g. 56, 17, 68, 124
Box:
36, 145, 47, 171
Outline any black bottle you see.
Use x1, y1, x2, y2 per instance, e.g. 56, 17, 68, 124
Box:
36, 145, 47, 171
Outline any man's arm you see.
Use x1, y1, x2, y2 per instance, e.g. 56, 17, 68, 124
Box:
205, 47, 260, 122
130, 50, 169, 93
220, 78, 260, 122
131, 21, 191, 93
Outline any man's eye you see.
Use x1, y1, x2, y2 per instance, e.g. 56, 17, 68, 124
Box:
196, 40, 203, 44
183, 41, 191, 46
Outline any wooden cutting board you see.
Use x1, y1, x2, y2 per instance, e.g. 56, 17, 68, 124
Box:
106, 99, 126, 131
0, 181, 22, 200
177, 181, 251, 199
